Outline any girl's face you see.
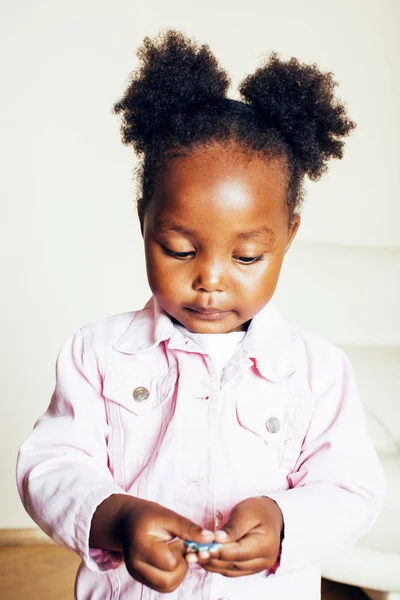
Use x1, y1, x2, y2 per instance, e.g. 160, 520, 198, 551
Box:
142, 143, 300, 333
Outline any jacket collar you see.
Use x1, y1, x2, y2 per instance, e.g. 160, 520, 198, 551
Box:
241, 301, 295, 381
113, 297, 174, 354
113, 297, 295, 381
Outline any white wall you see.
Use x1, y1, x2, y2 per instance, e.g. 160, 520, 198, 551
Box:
1, 0, 398, 528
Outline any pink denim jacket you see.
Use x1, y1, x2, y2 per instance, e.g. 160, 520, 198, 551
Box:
17, 298, 386, 600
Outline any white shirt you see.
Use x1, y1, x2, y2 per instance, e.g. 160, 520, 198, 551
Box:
174, 323, 246, 376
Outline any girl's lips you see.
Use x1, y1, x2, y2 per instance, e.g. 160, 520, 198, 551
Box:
185, 307, 230, 320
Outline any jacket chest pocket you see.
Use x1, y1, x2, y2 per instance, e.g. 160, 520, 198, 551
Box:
236, 382, 293, 443
101, 368, 178, 489
102, 368, 178, 416
235, 380, 309, 471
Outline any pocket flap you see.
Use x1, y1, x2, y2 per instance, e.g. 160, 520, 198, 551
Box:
236, 393, 289, 444
103, 368, 177, 416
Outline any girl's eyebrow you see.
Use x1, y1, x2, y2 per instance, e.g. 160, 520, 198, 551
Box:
155, 220, 193, 236
155, 219, 275, 240
237, 227, 275, 240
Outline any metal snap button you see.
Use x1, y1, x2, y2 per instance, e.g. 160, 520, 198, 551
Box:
133, 386, 149, 402
266, 416, 281, 434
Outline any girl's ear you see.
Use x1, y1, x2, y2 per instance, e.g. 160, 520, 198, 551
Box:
286, 214, 301, 252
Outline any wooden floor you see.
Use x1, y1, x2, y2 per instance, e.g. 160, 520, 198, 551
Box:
0, 544, 368, 599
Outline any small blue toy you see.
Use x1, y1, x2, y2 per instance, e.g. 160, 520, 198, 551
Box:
184, 540, 222, 553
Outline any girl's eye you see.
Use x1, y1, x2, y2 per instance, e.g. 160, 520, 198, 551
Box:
235, 255, 264, 264
161, 245, 195, 259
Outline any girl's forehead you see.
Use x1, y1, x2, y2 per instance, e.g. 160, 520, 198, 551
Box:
151, 146, 288, 218
146, 146, 290, 233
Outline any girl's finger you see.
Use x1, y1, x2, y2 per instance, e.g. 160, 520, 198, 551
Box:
189, 549, 211, 565
217, 531, 276, 562
203, 556, 268, 577
162, 513, 214, 546
126, 555, 188, 593
214, 504, 259, 544
214, 497, 281, 547
126, 538, 184, 572
185, 552, 199, 565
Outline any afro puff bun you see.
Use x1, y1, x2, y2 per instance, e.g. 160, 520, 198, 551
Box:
114, 30, 230, 153
114, 30, 355, 212
240, 54, 355, 180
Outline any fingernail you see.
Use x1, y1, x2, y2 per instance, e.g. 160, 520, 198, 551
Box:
201, 529, 214, 540
186, 553, 198, 563
215, 530, 228, 541
198, 551, 210, 560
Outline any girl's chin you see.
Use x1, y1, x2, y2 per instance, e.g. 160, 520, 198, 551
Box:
171, 310, 247, 334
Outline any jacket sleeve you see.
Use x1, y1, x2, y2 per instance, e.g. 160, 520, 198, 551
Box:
16, 328, 127, 572
268, 345, 387, 575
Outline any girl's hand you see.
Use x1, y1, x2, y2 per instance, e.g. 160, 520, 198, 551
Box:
193, 497, 283, 577
90, 494, 214, 593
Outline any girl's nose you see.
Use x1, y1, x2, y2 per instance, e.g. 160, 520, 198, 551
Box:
192, 259, 226, 293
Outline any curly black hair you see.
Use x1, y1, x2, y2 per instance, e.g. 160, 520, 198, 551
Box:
114, 30, 355, 219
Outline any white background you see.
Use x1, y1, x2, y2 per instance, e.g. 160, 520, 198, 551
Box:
1, 0, 399, 528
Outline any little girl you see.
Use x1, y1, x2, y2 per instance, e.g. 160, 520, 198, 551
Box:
17, 30, 386, 600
